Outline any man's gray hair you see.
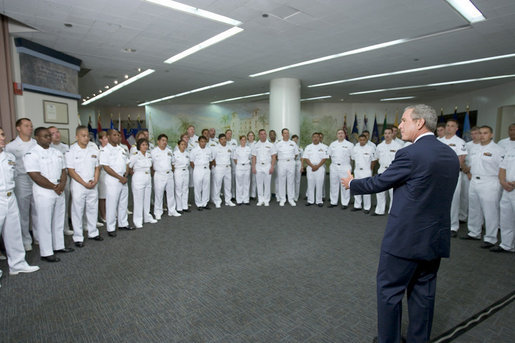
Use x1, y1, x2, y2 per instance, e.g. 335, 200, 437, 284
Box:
405, 104, 437, 132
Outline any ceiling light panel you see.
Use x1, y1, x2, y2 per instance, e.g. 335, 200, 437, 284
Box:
211, 92, 270, 104
445, 0, 486, 24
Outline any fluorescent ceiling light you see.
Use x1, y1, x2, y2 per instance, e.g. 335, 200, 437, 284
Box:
300, 96, 332, 102
349, 74, 515, 95
445, 0, 486, 23
309, 53, 515, 88
211, 92, 270, 104
380, 96, 415, 102
144, 0, 241, 26
164, 26, 243, 64
82, 69, 155, 105
139, 80, 234, 106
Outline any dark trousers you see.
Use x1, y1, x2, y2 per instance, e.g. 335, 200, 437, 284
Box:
376, 250, 441, 343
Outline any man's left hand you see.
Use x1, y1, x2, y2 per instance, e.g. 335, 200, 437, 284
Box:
341, 170, 353, 189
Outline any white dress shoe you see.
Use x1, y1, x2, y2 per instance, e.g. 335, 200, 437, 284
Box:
0, 254, 6, 260
155, 215, 162, 220
226, 201, 236, 207
64, 229, 74, 236
264, 202, 270, 207
168, 211, 182, 217
23, 243, 32, 252
96, 222, 104, 228
279, 201, 285, 207
10, 265, 40, 275
215, 203, 221, 208
289, 200, 296, 207
256, 201, 263, 206
145, 218, 158, 224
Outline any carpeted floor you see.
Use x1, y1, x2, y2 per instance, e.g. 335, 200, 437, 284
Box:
1, 177, 514, 343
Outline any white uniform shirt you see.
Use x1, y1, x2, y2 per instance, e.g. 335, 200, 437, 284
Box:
66, 143, 99, 182
439, 135, 467, 157
303, 143, 328, 165
275, 140, 299, 161
352, 144, 376, 170
172, 150, 190, 169
50, 142, 69, 156
376, 140, 403, 172
5, 136, 37, 175
252, 140, 277, 164
464, 141, 479, 166
208, 138, 218, 149
0, 151, 16, 191
497, 138, 514, 154
24, 145, 65, 184
227, 138, 238, 151
394, 138, 405, 147
234, 146, 252, 166
151, 146, 173, 173
212, 144, 233, 166
469, 141, 504, 177
129, 151, 152, 172
99, 143, 128, 176
187, 135, 198, 152
190, 146, 213, 167
328, 140, 354, 167
500, 145, 515, 182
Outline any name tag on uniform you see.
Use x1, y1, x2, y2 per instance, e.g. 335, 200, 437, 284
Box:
289, 143, 294, 146
483, 152, 492, 157
449, 143, 456, 147
390, 150, 397, 153
91, 155, 97, 158
8, 160, 16, 165
228, 149, 232, 153
364, 153, 369, 155
168, 152, 172, 156
133, 152, 138, 155
265, 146, 270, 149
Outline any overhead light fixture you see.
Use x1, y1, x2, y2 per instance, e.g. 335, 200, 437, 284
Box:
309, 53, 515, 88
82, 69, 155, 105
380, 96, 415, 101
139, 80, 234, 106
211, 92, 270, 104
249, 26, 470, 78
300, 95, 332, 102
144, 0, 242, 26
349, 74, 515, 95
164, 27, 243, 64
445, 0, 486, 23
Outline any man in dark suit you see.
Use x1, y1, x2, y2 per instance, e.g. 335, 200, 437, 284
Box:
342, 104, 459, 343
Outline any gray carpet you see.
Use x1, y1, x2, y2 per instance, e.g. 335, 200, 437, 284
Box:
1, 177, 514, 343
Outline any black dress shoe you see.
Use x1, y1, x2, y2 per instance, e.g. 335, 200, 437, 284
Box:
54, 247, 74, 253
328, 204, 338, 208
118, 226, 134, 231
480, 242, 495, 249
363, 210, 370, 214
305, 203, 313, 206
74, 242, 84, 248
244, 203, 250, 206
88, 235, 104, 241
183, 209, 190, 213
108, 231, 117, 237
41, 255, 60, 262
197, 207, 203, 211
460, 235, 480, 240
490, 246, 512, 253
371, 212, 384, 216
317, 203, 323, 207
351, 207, 361, 212
203, 206, 211, 210
342, 205, 348, 210
450, 231, 457, 238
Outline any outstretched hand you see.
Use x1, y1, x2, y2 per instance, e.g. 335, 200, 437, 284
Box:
341, 170, 353, 189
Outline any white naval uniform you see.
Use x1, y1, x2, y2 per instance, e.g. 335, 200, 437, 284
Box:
0, 151, 34, 271
328, 139, 354, 206
394, 138, 405, 147
24, 145, 66, 257
187, 135, 199, 188
275, 139, 299, 204
247, 141, 257, 199
459, 140, 479, 221
97, 144, 108, 200
66, 143, 100, 242
439, 135, 467, 232
172, 150, 190, 211
5, 137, 38, 247
129, 151, 154, 227
294, 146, 303, 202
252, 140, 277, 205
227, 138, 238, 198
99, 143, 129, 232
212, 143, 234, 206
151, 146, 178, 218
190, 145, 213, 207
51, 142, 71, 231
497, 137, 513, 152
234, 145, 252, 204
303, 143, 328, 205
499, 144, 515, 251
208, 139, 219, 204
466, 141, 504, 243
374, 140, 402, 214
351, 143, 376, 210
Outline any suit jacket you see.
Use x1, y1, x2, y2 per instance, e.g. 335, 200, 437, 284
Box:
350, 134, 459, 260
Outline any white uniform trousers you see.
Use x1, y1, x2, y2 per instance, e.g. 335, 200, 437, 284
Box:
154, 171, 176, 217
132, 171, 153, 227
210, 167, 217, 203
235, 163, 251, 204
354, 169, 372, 210
14, 174, 38, 245
250, 172, 257, 198
188, 166, 194, 188
375, 188, 393, 215
294, 161, 302, 201
450, 173, 462, 232
459, 172, 470, 221
33, 185, 65, 257
193, 166, 210, 207
0, 191, 32, 270
231, 160, 237, 198
214, 165, 232, 206
174, 167, 189, 211
307, 166, 325, 204
255, 162, 272, 204
70, 181, 99, 242
329, 163, 351, 206
277, 160, 296, 202
499, 189, 515, 252
467, 176, 501, 243
105, 176, 129, 232
63, 178, 71, 230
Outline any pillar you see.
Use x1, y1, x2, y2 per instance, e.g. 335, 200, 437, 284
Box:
269, 78, 300, 139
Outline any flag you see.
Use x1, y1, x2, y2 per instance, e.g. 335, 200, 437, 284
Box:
119, 113, 130, 149
88, 115, 93, 132
110, 113, 114, 129
381, 114, 387, 141
147, 112, 154, 144
343, 114, 349, 141
78, 113, 82, 126
394, 112, 399, 128
371, 115, 379, 144
363, 114, 368, 133
453, 107, 461, 137
351, 113, 359, 143
97, 113, 102, 134
462, 106, 471, 142
438, 108, 445, 123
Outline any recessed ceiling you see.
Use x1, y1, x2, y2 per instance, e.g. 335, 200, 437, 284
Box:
2, 0, 515, 106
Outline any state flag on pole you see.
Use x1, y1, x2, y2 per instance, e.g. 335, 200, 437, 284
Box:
462, 107, 471, 142
351, 113, 359, 143
371, 115, 379, 144
381, 114, 387, 142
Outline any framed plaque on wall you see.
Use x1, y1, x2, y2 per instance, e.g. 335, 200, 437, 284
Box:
43, 100, 69, 124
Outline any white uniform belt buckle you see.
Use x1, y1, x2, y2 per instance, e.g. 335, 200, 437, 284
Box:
226, 165, 230, 167
145, 171, 149, 174
6, 191, 12, 197
359, 168, 363, 170
260, 162, 265, 165
241, 163, 246, 166
336, 163, 341, 165
182, 168, 186, 171
203, 166, 208, 169
166, 171, 170, 174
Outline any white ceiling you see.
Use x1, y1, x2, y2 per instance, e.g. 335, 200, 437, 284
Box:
2, 0, 515, 106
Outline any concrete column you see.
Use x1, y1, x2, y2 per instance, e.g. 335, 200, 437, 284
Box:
269, 78, 300, 138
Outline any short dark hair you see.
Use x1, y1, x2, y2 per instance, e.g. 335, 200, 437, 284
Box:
383, 127, 393, 133
157, 134, 168, 141
281, 128, 289, 134
198, 135, 208, 142
437, 123, 446, 128
16, 118, 31, 127
218, 133, 226, 140
34, 127, 48, 137
258, 129, 266, 134
446, 119, 459, 125
239, 135, 246, 140
362, 130, 370, 134
225, 129, 232, 134
136, 138, 149, 151
358, 134, 367, 139
75, 125, 88, 134
291, 134, 299, 140
480, 125, 493, 133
